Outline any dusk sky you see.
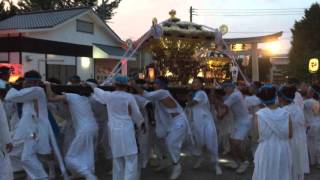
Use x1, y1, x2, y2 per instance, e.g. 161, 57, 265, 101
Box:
8, 0, 320, 53
107, 0, 319, 54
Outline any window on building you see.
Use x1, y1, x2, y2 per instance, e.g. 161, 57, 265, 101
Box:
0, 52, 9, 62
76, 20, 94, 34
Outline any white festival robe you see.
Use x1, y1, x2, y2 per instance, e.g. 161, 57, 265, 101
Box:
304, 98, 320, 165
0, 100, 13, 180
142, 89, 188, 163
64, 93, 98, 176
253, 107, 292, 180
93, 88, 144, 180
5, 87, 68, 180
283, 103, 309, 180
190, 90, 219, 164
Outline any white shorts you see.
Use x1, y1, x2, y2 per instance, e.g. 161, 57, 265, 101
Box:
230, 121, 252, 140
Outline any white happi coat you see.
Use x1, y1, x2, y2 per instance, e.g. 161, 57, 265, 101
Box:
0, 100, 13, 180
5, 87, 51, 155
244, 95, 261, 115
304, 98, 320, 165
224, 90, 252, 140
294, 92, 304, 110
93, 88, 144, 158
190, 90, 219, 161
64, 93, 98, 175
283, 103, 309, 179
253, 107, 292, 180
142, 89, 188, 163
142, 89, 186, 138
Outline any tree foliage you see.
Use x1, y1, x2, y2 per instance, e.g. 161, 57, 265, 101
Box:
289, 3, 320, 81
0, 0, 19, 21
0, 0, 121, 21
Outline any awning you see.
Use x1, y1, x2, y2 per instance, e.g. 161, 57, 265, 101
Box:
93, 44, 136, 60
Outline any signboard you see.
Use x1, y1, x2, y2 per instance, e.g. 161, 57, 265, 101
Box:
309, 58, 319, 74
0, 63, 23, 82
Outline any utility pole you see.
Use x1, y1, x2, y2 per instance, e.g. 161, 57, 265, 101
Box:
189, 6, 193, 22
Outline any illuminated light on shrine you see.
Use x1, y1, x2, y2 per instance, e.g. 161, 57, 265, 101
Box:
197, 70, 204, 77
138, 73, 145, 79
165, 70, 173, 77
207, 60, 214, 66
188, 78, 193, 84
148, 67, 155, 81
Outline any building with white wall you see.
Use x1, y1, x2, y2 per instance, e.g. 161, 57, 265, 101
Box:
0, 7, 131, 83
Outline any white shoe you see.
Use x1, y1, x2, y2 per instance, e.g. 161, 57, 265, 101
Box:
154, 159, 171, 172
236, 161, 249, 174
215, 165, 223, 175
223, 160, 238, 169
193, 157, 204, 169
170, 163, 182, 180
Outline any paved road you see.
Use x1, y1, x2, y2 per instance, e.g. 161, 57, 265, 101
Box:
95, 155, 320, 180
15, 155, 320, 180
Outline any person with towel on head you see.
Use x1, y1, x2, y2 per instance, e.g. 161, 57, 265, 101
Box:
45, 80, 98, 180
5, 70, 52, 179
304, 84, 320, 168
131, 76, 188, 180
92, 76, 144, 180
278, 85, 309, 180
218, 80, 252, 174
252, 84, 293, 180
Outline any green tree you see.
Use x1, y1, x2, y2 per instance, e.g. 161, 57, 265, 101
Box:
0, 0, 121, 21
289, 3, 320, 81
0, 0, 19, 21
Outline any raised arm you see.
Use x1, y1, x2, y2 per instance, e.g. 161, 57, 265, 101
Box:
5, 87, 42, 103
186, 91, 206, 107
92, 87, 112, 105
45, 83, 66, 102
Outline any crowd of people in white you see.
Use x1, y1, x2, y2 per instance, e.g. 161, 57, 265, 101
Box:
0, 67, 319, 180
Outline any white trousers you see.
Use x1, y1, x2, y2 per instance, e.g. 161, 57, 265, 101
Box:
138, 130, 150, 168
161, 115, 187, 163
65, 130, 97, 177
21, 139, 48, 180
307, 125, 320, 165
192, 121, 219, 164
113, 154, 138, 180
0, 154, 13, 180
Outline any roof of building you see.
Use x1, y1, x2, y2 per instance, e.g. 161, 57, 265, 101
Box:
224, 32, 283, 43
0, 7, 90, 30
94, 44, 127, 57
